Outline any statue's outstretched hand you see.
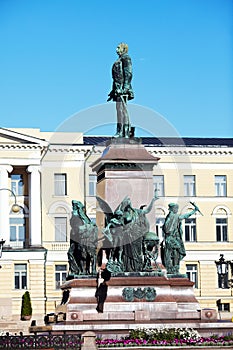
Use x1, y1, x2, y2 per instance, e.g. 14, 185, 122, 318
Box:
154, 189, 159, 201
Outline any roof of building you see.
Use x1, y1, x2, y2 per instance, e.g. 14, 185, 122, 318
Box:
83, 136, 233, 148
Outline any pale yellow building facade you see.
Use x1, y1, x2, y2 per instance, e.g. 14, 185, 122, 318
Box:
0, 127, 232, 323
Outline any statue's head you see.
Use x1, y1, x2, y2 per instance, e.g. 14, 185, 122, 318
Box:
168, 203, 179, 213
120, 196, 131, 210
115, 210, 123, 218
144, 232, 159, 250
144, 231, 159, 242
116, 43, 128, 56
124, 197, 132, 210
72, 200, 84, 211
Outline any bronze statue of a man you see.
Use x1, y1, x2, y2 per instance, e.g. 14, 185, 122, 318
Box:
107, 43, 134, 138
162, 202, 200, 274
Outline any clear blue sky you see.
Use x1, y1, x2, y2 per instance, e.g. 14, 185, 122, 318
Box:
0, 0, 232, 137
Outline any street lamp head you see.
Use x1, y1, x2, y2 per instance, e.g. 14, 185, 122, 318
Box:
0, 188, 21, 213
215, 254, 231, 289
11, 203, 21, 213
215, 254, 229, 275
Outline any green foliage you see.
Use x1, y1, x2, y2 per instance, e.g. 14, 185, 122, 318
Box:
21, 291, 32, 318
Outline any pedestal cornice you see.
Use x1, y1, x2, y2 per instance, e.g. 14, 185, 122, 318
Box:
91, 139, 160, 173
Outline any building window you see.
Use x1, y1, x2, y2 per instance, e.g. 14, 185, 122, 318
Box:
156, 217, 165, 242
54, 174, 67, 196
184, 175, 196, 196
89, 174, 97, 196
216, 218, 228, 242
55, 217, 67, 242
14, 264, 27, 289
153, 175, 164, 197
55, 265, 67, 289
11, 174, 24, 196
186, 264, 198, 288
185, 218, 196, 242
10, 217, 26, 248
215, 175, 227, 196
217, 301, 230, 312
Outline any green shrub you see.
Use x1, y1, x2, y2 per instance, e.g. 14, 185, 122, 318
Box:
21, 291, 32, 319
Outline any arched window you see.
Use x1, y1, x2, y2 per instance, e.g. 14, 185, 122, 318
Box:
181, 205, 198, 242
155, 207, 166, 242
153, 175, 165, 197
48, 202, 71, 242
212, 206, 231, 242
86, 203, 96, 223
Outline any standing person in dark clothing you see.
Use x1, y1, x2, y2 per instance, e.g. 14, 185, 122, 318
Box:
95, 268, 111, 313
95, 281, 108, 313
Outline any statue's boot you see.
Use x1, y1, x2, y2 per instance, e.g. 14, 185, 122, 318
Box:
114, 123, 123, 138
124, 124, 130, 138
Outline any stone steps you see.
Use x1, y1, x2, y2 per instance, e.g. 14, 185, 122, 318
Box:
0, 318, 44, 335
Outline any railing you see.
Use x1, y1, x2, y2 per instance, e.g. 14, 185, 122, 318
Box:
51, 243, 70, 251
9, 241, 24, 248
0, 332, 81, 349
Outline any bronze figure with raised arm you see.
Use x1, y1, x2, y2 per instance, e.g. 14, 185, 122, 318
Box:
162, 202, 201, 274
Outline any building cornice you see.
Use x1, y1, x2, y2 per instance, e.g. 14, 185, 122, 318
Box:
1, 142, 232, 156
147, 147, 233, 156
47, 145, 91, 153
0, 144, 47, 150
88, 145, 233, 157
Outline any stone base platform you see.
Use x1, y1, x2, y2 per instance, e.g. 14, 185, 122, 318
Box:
65, 309, 201, 322
60, 275, 206, 323
28, 274, 224, 338
30, 320, 233, 339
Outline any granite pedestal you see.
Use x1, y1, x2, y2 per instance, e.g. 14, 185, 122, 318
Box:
60, 275, 203, 323
91, 137, 159, 233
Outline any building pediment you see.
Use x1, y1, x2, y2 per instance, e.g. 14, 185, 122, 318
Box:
0, 128, 49, 147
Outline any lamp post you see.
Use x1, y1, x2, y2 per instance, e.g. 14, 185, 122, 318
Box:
0, 239, 5, 268
215, 254, 230, 289
0, 188, 21, 213
228, 261, 233, 296
0, 239, 5, 258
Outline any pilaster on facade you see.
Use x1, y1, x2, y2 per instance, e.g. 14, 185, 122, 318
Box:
27, 165, 42, 247
0, 165, 13, 244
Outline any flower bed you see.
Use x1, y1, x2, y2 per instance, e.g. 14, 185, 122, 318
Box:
96, 327, 233, 347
